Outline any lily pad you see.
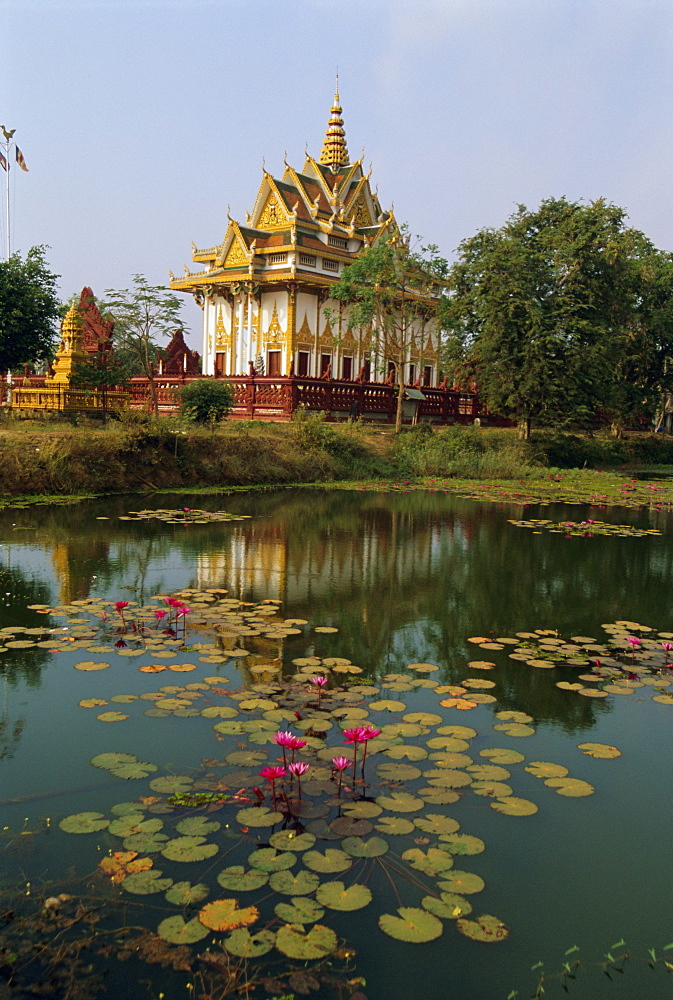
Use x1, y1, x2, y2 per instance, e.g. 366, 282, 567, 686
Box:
467, 764, 510, 781
472, 781, 513, 799
175, 816, 221, 837
374, 815, 416, 835
236, 806, 284, 827
375, 792, 425, 813
341, 835, 389, 858
413, 814, 460, 836
149, 775, 193, 794
224, 928, 276, 958
157, 915, 209, 944
493, 723, 536, 737
275, 922, 337, 959
303, 848, 352, 873
269, 870, 321, 895
217, 866, 269, 892
316, 881, 373, 911
456, 913, 509, 942
577, 742, 621, 758
123, 832, 169, 853
164, 881, 210, 905
544, 777, 595, 797
422, 892, 473, 919
525, 761, 569, 779
161, 836, 219, 862
378, 907, 443, 943
491, 796, 539, 815
438, 870, 485, 894
402, 847, 455, 875
122, 869, 173, 895
269, 830, 316, 852
383, 745, 428, 762
438, 833, 485, 855
59, 812, 109, 834
247, 848, 296, 872
275, 897, 325, 924
199, 898, 259, 931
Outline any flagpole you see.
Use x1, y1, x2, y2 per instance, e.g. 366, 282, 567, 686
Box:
3, 130, 9, 260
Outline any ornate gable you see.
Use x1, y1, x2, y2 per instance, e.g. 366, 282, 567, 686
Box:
224, 236, 249, 267
257, 189, 289, 230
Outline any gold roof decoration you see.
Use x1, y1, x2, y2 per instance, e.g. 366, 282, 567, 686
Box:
319, 86, 350, 171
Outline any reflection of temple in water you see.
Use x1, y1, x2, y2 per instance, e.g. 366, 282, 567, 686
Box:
195, 509, 473, 609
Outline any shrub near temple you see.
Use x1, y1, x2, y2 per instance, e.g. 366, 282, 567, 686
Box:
178, 379, 234, 424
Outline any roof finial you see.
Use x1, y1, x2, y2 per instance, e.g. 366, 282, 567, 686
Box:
319, 77, 349, 172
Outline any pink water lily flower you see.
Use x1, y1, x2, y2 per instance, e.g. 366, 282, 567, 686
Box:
114, 600, 130, 629
332, 756, 351, 798
343, 728, 368, 781
273, 730, 294, 765
259, 764, 286, 809
359, 726, 381, 775
288, 761, 309, 799
661, 641, 673, 663
287, 735, 307, 762
310, 674, 328, 708
626, 636, 642, 662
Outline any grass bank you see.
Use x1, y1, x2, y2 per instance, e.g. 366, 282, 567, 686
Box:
1, 411, 673, 503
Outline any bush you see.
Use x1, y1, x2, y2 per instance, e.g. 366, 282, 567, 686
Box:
178, 380, 234, 424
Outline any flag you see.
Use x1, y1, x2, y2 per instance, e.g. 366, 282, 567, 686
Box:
0, 150, 7, 172
15, 147, 28, 171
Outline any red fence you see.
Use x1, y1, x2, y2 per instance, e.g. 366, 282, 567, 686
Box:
126, 374, 495, 425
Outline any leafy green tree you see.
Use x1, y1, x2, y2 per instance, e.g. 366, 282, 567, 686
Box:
330, 229, 448, 432
444, 198, 657, 438
178, 378, 234, 424
70, 353, 134, 420
101, 275, 185, 415
0, 246, 60, 372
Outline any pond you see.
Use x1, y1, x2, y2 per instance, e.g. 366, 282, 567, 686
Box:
1, 487, 672, 1000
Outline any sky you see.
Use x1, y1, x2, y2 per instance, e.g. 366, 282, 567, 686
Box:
3, 0, 673, 347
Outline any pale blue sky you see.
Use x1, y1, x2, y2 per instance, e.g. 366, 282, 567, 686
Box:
4, 0, 672, 344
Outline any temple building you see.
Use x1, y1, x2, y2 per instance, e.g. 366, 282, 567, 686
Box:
169, 89, 440, 387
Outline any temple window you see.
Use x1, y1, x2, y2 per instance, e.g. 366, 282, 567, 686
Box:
322, 259, 340, 272
267, 351, 282, 376
299, 254, 317, 267
342, 356, 353, 379
298, 351, 310, 376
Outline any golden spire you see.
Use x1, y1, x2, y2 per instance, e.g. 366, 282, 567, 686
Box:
319, 82, 349, 171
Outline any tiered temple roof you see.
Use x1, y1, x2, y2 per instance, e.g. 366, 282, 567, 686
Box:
169, 86, 395, 299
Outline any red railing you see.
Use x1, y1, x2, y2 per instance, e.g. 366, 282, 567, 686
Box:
6, 372, 494, 426
126, 374, 488, 425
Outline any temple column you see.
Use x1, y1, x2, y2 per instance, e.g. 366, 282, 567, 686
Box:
237, 293, 245, 374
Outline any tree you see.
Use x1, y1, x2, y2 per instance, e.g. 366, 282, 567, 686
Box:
0, 246, 60, 372
101, 276, 185, 415
444, 198, 658, 438
330, 229, 448, 432
178, 379, 234, 424
70, 353, 134, 420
